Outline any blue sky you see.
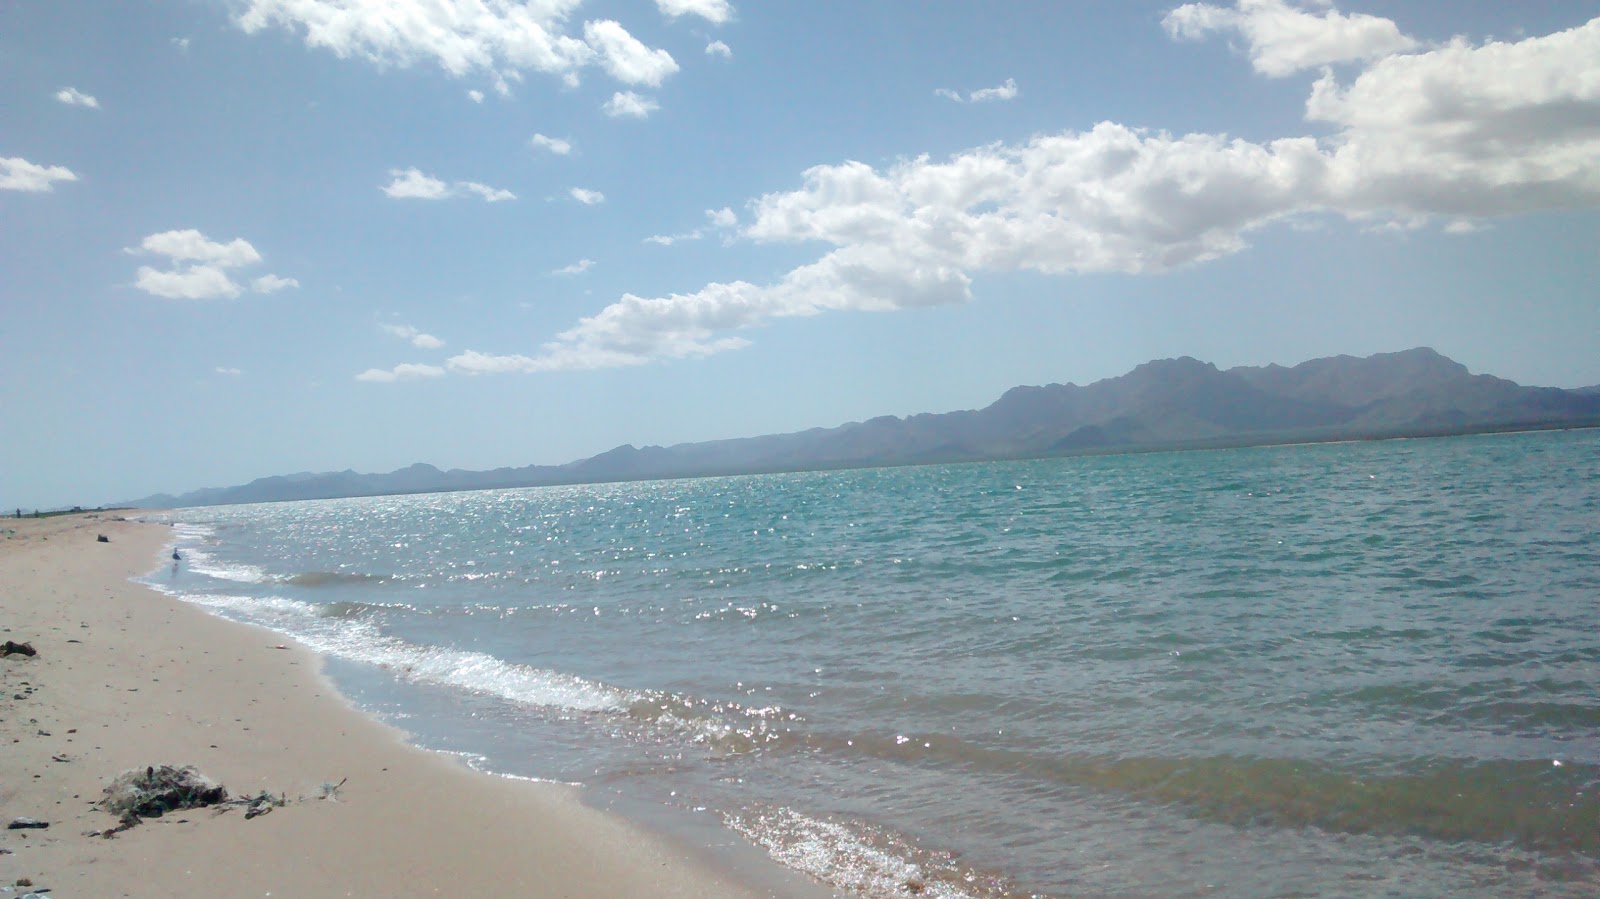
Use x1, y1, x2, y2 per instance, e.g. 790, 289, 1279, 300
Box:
3, 0, 1598, 508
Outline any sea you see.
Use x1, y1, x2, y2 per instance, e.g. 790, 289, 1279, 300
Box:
140, 429, 1600, 898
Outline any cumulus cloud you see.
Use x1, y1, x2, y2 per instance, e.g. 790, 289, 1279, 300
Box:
584, 20, 678, 86
140, 230, 262, 267
531, 133, 573, 155
356, 363, 447, 382
136, 265, 242, 300
237, 1, 679, 92
1, 157, 78, 192
449, 11, 1600, 374
131, 229, 290, 300
603, 90, 658, 118
706, 40, 732, 59
467, 89, 485, 103
569, 187, 605, 205
657, 0, 733, 24
381, 323, 444, 348
252, 274, 300, 293
936, 78, 1018, 103
383, 168, 515, 201
554, 258, 595, 275
1163, 0, 1417, 76
55, 87, 99, 108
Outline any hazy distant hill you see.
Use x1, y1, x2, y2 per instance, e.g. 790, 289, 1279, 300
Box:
127, 348, 1600, 508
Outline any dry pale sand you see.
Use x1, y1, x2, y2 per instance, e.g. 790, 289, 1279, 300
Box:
0, 514, 824, 897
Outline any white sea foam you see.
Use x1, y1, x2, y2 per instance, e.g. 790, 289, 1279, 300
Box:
161, 587, 634, 715
181, 546, 271, 584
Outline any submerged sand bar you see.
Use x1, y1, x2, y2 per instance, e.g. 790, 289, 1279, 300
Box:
0, 514, 809, 897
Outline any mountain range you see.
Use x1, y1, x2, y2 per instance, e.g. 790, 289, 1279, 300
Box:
127, 348, 1600, 508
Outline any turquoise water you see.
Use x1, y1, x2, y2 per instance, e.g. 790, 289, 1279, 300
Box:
147, 430, 1600, 897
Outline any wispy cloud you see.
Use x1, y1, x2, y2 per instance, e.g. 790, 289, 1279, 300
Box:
467, 89, 484, 103
382, 167, 515, 202
602, 90, 659, 119
935, 78, 1017, 103
645, 207, 739, 245
1, 157, 78, 192
252, 274, 300, 293
569, 187, 606, 205
355, 363, 447, 383
530, 133, 573, 155
55, 87, 99, 108
215, 366, 243, 376
553, 258, 596, 275
381, 323, 445, 348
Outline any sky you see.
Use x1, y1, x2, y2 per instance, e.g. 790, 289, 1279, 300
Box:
3, 0, 1598, 509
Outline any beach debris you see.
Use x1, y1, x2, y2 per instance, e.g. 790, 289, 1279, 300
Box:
7, 817, 49, 829
317, 777, 348, 801
100, 765, 228, 821
96, 533, 110, 542
1, 640, 37, 657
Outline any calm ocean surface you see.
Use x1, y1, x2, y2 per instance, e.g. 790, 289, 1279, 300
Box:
144, 430, 1600, 897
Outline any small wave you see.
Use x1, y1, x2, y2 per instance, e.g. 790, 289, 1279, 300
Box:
284, 571, 389, 587
182, 548, 271, 584
164, 589, 634, 715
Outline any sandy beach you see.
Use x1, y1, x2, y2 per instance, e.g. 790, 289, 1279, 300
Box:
0, 514, 819, 897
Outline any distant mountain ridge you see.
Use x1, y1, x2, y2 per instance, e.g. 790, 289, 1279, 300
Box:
127, 348, 1600, 508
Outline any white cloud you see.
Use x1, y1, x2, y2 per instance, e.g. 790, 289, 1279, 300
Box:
457, 12, 1600, 374
554, 258, 595, 275
216, 367, 243, 376
135, 264, 242, 300
460, 180, 517, 202
570, 187, 605, 205
252, 273, 300, 293
657, 0, 733, 24
237, 0, 598, 87
603, 90, 658, 118
705, 40, 732, 59
356, 363, 447, 382
1163, 0, 1417, 77
970, 78, 1018, 103
383, 167, 514, 202
383, 167, 452, 199
381, 323, 444, 348
645, 207, 739, 245
1, 157, 79, 192
583, 20, 677, 87
172, 37, 190, 52
55, 87, 99, 108
132, 230, 290, 300
531, 133, 573, 155
937, 78, 1018, 103
467, 89, 485, 103
140, 230, 262, 267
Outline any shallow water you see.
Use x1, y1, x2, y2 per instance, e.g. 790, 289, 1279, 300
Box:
147, 430, 1600, 897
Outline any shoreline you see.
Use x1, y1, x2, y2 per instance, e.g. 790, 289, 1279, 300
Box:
0, 514, 827, 897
